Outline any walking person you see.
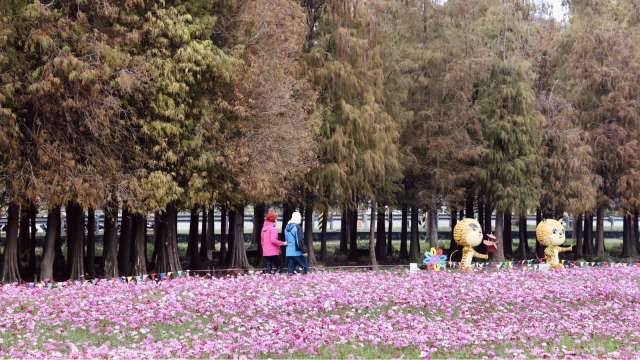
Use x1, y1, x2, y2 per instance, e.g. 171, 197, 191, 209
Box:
285, 211, 308, 274
261, 210, 286, 274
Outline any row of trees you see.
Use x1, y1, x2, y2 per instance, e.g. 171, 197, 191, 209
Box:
1, 0, 639, 282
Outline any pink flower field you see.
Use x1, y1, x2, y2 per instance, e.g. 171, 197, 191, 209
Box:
1, 267, 640, 359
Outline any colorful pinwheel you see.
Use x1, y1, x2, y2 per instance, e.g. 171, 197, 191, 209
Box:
423, 247, 448, 271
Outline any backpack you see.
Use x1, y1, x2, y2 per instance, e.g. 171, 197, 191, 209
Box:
286, 224, 307, 254
297, 225, 308, 254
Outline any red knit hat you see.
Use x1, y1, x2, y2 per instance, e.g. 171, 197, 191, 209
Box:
266, 211, 277, 223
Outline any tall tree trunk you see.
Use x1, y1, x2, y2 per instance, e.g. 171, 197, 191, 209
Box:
623, 213, 630, 257
409, 206, 419, 261
340, 207, 348, 254
503, 210, 512, 258
53, 208, 65, 280
304, 204, 316, 266
281, 204, 292, 241
86, 208, 96, 278
478, 201, 485, 233
349, 208, 358, 259
200, 207, 209, 262
400, 206, 408, 259
2, 203, 21, 283
375, 205, 386, 261
449, 209, 459, 260
465, 192, 474, 219
583, 213, 593, 256
595, 206, 605, 257
207, 207, 215, 261
428, 206, 438, 249
320, 206, 328, 261
253, 204, 265, 263
630, 212, 636, 258
28, 206, 36, 280
144, 215, 150, 268
574, 214, 583, 259
536, 208, 545, 258
18, 206, 31, 278
494, 211, 505, 261
369, 203, 378, 269
483, 203, 492, 235
623, 213, 627, 253
352, 208, 358, 251
280, 205, 292, 265
229, 207, 249, 269
67, 202, 85, 280
131, 213, 147, 276
153, 203, 181, 273
387, 208, 393, 257
225, 209, 235, 266
635, 209, 640, 255
219, 206, 227, 265
477, 203, 491, 255
187, 207, 200, 268
622, 212, 636, 258
118, 208, 133, 276
150, 213, 159, 270
103, 206, 118, 278
516, 215, 528, 260
40, 207, 60, 282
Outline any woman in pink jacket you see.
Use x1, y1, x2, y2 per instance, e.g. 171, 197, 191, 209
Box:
261, 211, 286, 274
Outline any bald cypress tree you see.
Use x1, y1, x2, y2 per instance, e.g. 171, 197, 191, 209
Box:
219, 0, 318, 269
558, 0, 640, 258
478, 60, 543, 262
529, 16, 599, 260
307, 0, 402, 265
127, 4, 239, 272
0, 14, 23, 283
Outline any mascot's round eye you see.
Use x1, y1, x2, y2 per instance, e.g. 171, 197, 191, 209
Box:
470, 224, 478, 231
552, 228, 557, 234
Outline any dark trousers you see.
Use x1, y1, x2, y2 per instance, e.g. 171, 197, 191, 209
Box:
263, 256, 281, 274
287, 255, 308, 274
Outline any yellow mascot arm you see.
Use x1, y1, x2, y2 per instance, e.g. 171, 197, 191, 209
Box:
473, 249, 488, 260
558, 246, 572, 253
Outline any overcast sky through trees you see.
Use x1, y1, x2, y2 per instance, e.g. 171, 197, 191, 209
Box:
548, 0, 565, 20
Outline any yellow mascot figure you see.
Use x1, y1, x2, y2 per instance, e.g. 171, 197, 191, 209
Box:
453, 218, 487, 270
536, 219, 572, 269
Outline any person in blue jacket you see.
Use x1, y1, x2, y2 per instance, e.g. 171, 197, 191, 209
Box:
285, 211, 308, 274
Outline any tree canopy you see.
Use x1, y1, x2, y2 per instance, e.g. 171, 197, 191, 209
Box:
3, 0, 640, 281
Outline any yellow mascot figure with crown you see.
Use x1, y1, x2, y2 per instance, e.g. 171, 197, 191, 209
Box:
536, 219, 572, 270
453, 218, 489, 270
